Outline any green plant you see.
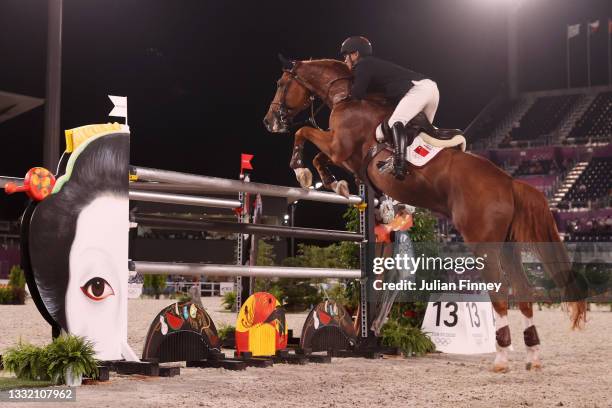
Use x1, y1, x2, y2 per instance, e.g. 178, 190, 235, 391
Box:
256, 239, 276, 266
410, 210, 438, 243
327, 282, 359, 311
10, 288, 26, 305
176, 292, 191, 303
2, 342, 50, 381
267, 285, 284, 303
389, 302, 429, 328
0, 377, 54, 391
222, 291, 236, 311
0, 286, 13, 304
253, 280, 284, 304
46, 335, 98, 384
380, 319, 435, 357
342, 206, 360, 233
9, 265, 26, 289
143, 274, 167, 299
217, 324, 235, 341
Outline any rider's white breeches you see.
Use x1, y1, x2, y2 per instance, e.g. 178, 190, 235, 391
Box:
387, 79, 439, 127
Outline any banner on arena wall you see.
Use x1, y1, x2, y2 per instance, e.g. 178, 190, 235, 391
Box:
128, 283, 143, 299
220, 282, 235, 295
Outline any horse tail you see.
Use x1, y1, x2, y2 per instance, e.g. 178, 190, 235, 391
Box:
509, 180, 587, 329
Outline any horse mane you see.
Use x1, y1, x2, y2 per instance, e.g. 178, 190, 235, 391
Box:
298, 59, 391, 108
300, 58, 351, 77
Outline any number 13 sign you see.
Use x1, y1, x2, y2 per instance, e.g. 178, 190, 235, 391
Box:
421, 298, 496, 354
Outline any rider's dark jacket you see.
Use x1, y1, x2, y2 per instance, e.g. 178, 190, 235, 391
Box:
350, 56, 426, 103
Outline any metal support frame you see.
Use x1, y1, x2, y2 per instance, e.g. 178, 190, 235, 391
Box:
358, 183, 375, 339
43, 0, 63, 173
235, 191, 245, 310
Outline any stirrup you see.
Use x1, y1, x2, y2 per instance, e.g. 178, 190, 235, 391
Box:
377, 158, 394, 174
377, 156, 408, 178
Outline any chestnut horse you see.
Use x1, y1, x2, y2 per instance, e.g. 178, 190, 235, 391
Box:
263, 57, 587, 372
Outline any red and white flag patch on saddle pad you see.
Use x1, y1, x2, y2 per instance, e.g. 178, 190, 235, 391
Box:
406, 135, 443, 167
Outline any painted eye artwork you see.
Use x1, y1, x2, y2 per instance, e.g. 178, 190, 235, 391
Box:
80, 277, 115, 301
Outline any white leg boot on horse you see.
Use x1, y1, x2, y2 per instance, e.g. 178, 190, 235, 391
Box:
330, 180, 350, 197
292, 126, 353, 197
494, 307, 511, 373
293, 167, 313, 188
290, 141, 313, 188
312, 152, 350, 198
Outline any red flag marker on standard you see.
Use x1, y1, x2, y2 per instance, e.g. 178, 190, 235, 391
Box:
241, 153, 254, 173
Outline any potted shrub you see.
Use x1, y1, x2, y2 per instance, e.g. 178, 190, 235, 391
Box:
218, 324, 236, 348
8, 265, 27, 304
2, 342, 50, 380
222, 291, 236, 311
381, 319, 436, 357
46, 335, 98, 386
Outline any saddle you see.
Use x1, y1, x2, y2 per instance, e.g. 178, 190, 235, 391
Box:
376, 112, 466, 149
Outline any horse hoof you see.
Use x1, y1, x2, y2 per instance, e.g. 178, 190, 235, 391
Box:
526, 361, 542, 371
492, 363, 509, 373
294, 168, 312, 188
332, 180, 350, 198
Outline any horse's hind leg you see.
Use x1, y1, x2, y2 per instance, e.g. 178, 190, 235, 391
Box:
459, 220, 513, 372
518, 302, 541, 370
313, 152, 349, 197
466, 242, 512, 372
491, 300, 511, 373
500, 245, 542, 370
290, 129, 312, 188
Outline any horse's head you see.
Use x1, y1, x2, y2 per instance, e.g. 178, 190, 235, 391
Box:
263, 55, 313, 133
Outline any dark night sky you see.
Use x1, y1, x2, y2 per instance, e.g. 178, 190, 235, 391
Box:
1, 0, 611, 228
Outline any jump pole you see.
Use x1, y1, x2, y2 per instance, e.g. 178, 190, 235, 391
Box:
129, 190, 241, 210
131, 166, 363, 205
2, 177, 242, 210
0, 177, 25, 189
131, 214, 364, 242
131, 261, 361, 279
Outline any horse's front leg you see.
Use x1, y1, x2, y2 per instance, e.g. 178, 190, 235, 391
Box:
313, 152, 349, 198
290, 128, 313, 188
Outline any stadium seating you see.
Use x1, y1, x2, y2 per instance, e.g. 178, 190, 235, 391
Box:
466, 99, 517, 144
446, 88, 611, 242
509, 95, 579, 142
513, 159, 557, 176
564, 216, 612, 242
560, 157, 612, 208
568, 91, 612, 144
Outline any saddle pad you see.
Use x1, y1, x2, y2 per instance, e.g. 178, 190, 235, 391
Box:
376, 124, 466, 150
406, 135, 443, 167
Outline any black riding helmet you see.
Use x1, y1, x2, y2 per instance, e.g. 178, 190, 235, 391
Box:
340, 36, 372, 56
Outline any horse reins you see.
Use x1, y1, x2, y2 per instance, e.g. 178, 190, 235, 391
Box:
272, 65, 351, 131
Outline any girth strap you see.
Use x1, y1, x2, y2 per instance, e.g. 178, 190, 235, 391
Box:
358, 143, 391, 198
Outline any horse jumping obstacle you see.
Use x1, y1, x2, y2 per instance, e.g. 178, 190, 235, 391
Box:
8, 124, 378, 374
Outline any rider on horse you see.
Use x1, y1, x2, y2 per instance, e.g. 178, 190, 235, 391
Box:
340, 36, 440, 179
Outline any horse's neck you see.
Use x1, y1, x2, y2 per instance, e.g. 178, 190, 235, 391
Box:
299, 62, 351, 107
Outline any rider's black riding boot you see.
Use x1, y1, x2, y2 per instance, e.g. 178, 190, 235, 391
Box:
391, 121, 408, 180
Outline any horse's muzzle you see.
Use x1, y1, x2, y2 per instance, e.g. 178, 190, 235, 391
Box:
263, 115, 289, 133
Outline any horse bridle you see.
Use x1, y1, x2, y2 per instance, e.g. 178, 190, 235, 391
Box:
272, 65, 351, 130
